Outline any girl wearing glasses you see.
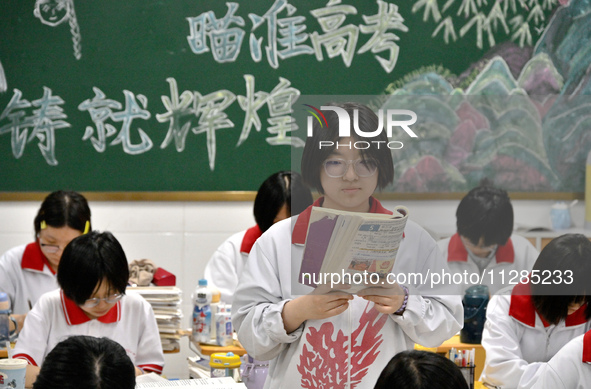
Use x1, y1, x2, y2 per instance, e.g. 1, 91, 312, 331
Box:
232, 102, 462, 389
13, 231, 164, 386
0, 190, 91, 335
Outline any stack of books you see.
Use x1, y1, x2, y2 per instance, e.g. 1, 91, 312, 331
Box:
128, 286, 183, 352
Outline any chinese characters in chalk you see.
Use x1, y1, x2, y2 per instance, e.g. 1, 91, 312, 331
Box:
0, 76, 302, 169
186, 0, 408, 73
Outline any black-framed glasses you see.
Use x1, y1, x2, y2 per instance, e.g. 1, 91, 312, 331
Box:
39, 242, 63, 254
323, 158, 378, 178
80, 294, 123, 308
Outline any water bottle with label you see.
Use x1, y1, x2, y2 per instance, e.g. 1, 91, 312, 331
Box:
216, 304, 233, 347
192, 279, 212, 343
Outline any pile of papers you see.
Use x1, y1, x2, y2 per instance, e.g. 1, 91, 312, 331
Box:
129, 286, 183, 352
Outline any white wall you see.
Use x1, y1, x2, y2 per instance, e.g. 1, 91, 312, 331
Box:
0, 198, 587, 378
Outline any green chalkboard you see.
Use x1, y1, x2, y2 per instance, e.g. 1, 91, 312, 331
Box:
0, 0, 556, 192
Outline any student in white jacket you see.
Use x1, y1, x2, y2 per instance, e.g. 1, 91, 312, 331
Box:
14, 231, 164, 387
526, 330, 591, 389
203, 171, 313, 304
232, 102, 463, 389
480, 234, 591, 389
437, 183, 538, 295
0, 190, 91, 335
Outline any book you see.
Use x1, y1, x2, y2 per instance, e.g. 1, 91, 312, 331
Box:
298, 205, 409, 294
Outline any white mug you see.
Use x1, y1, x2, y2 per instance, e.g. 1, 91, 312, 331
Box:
0, 358, 27, 389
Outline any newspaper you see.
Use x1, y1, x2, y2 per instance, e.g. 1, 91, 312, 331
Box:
298, 205, 408, 294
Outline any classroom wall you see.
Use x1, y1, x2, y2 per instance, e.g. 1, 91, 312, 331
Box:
0, 199, 587, 378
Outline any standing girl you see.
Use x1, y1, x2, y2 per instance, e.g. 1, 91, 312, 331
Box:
232, 102, 462, 389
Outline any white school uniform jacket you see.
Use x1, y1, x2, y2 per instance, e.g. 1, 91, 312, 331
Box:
232, 197, 463, 389
0, 242, 59, 314
13, 289, 165, 374
438, 233, 538, 295
481, 282, 590, 389
527, 331, 591, 389
204, 225, 262, 304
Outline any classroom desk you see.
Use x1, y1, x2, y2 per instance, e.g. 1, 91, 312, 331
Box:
189, 339, 247, 357
416, 335, 486, 379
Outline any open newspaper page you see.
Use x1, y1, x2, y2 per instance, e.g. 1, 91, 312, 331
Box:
299, 206, 409, 294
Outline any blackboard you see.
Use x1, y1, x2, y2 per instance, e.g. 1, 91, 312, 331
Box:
0, 0, 564, 194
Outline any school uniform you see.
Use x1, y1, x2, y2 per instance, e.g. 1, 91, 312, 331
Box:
0, 243, 58, 314
13, 289, 164, 374
438, 233, 538, 295
526, 331, 591, 389
204, 225, 261, 304
481, 282, 590, 389
232, 197, 463, 389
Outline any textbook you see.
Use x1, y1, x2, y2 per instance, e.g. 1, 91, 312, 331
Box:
298, 205, 409, 293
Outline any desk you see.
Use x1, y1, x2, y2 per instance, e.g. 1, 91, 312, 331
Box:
416, 335, 486, 379
189, 339, 247, 357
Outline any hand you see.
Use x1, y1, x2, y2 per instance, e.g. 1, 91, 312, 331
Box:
357, 282, 405, 315
282, 291, 353, 333
135, 366, 144, 376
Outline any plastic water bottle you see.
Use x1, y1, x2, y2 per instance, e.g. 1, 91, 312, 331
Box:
0, 292, 11, 342
210, 290, 221, 342
216, 304, 233, 346
192, 279, 212, 343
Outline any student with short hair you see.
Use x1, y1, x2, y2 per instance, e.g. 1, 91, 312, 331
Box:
204, 170, 313, 304
32, 336, 136, 389
374, 350, 469, 389
232, 102, 462, 389
13, 231, 164, 387
437, 182, 538, 294
480, 234, 591, 389
0, 190, 91, 334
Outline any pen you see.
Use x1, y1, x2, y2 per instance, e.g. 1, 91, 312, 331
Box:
28, 299, 32, 310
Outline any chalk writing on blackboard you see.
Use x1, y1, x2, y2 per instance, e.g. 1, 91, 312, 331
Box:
412, 0, 557, 49
0, 87, 69, 166
34, 0, 82, 60
187, 0, 408, 73
0, 75, 303, 169
79, 88, 153, 156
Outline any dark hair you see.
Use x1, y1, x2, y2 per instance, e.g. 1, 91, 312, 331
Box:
300, 102, 394, 194
253, 171, 313, 233
33, 336, 135, 389
456, 181, 513, 246
57, 231, 129, 305
531, 234, 591, 325
374, 350, 469, 389
34, 191, 91, 238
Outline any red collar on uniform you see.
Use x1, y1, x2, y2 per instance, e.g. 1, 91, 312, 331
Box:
292, 197, 393, 245
446, 233, 515, 264
583, 330, 591, 363
60, 290, 121, 325
21, 242, 56, 275
240, 225, 262, 254
509, 281, 588, 328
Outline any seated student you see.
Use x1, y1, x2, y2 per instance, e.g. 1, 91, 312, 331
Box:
437, 181, 538, 295
0, 190, 91, 334
480, 234, 591, 389
374, 350, 469, 389
13, 231, 164, 387
32, 335, 136, 389
204, 170, 313, 303
232, 102, 462, 389
526, 330, 591, 389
